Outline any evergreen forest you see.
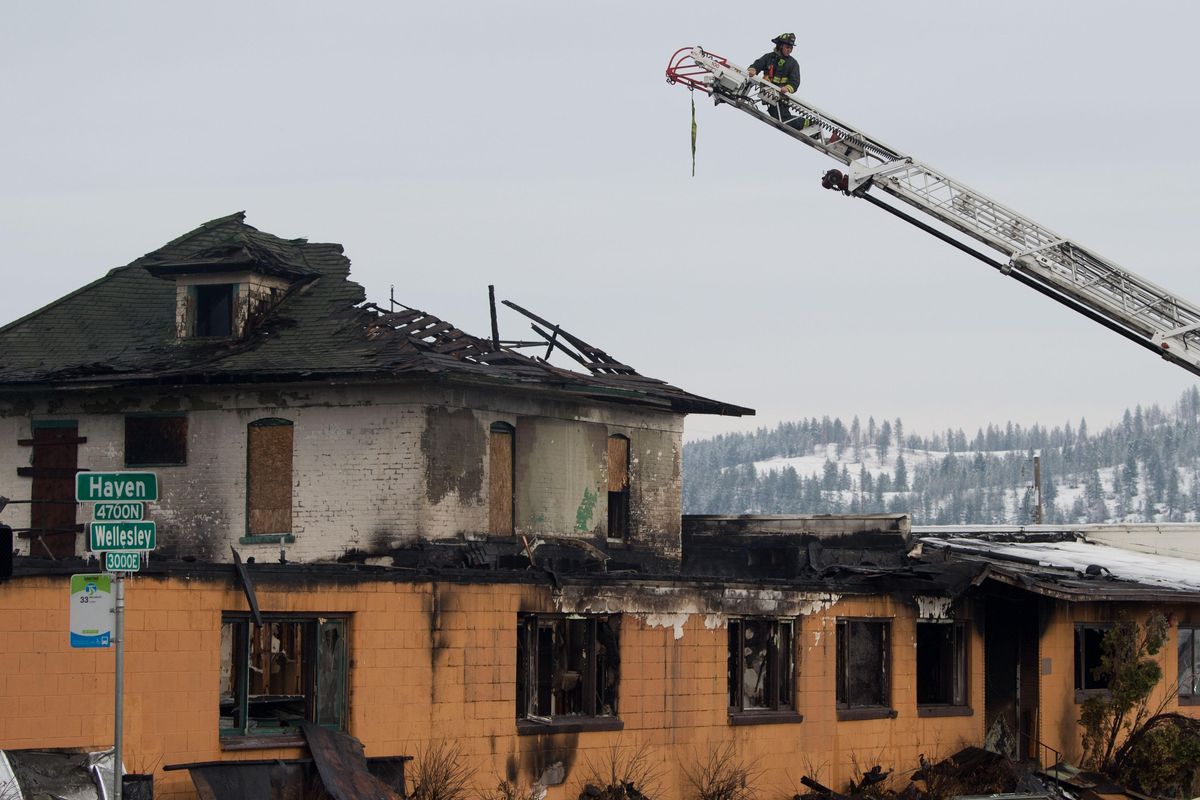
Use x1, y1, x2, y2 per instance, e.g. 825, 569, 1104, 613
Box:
683, 387, 1200, 525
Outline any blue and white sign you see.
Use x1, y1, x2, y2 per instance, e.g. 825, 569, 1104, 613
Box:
69, 574, 113, 648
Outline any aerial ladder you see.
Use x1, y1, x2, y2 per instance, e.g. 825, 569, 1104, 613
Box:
666, 47, 1200, 378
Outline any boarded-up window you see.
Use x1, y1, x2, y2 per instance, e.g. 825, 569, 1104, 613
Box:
25, 421, 80, 559
607, 435, 630, 540
125, 415, 187, 466
247, 419, 293, 535
489, 422, 514, 535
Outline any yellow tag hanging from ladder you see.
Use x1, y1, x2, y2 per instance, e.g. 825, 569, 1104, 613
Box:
690, 91, 697, 177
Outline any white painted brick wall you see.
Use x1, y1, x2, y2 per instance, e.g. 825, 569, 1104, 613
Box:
0, 381, 686, 563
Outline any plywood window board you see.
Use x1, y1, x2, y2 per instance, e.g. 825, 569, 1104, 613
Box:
489, 426, 514, 535
248, 420, 293, 535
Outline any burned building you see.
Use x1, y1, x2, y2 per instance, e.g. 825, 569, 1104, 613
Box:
0, 213, 749, 568
1, 215, 1199, 800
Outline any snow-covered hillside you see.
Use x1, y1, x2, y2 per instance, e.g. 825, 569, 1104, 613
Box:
685, 388, 1200, 524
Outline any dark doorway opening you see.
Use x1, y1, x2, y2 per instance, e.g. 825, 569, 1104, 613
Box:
983, 590, 1041, 761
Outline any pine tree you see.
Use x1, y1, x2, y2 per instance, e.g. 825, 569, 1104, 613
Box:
822, 458, 838, 491
1019, 487, 1036, 524
1165, 467, 1181, 521
894, 454, 909, 492
1122, 448, 1139, 507
1041, 463, 1057, 519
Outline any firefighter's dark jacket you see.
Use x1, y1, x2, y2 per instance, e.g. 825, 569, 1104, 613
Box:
750, 50, 800, 92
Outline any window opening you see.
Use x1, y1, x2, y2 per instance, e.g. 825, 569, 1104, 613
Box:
489, 422, 515, 535
517, 615, 619, 721
836, 619, 890, 708
219, 614, 347, 739
195, 284, 234, 337
247, 419, 293, 535
1179, 626, 1199, 701
917, 621, 967, 706
1075, 624, 1112, 692
607, 435, 630, 540
124, 414, 187, 466
727, 618, 795, 713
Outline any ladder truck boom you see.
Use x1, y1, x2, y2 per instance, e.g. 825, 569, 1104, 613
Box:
666, 46, 1200, 378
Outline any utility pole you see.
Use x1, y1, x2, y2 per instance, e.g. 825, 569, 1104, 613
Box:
1032, 455, 1041, 525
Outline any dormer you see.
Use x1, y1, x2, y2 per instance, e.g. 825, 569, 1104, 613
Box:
145, 240, 315, 340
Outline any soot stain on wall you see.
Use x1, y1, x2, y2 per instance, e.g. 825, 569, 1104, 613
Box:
421, 406, 485, 505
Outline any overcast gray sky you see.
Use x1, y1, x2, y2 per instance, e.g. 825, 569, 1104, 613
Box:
3, 1, 1199, 441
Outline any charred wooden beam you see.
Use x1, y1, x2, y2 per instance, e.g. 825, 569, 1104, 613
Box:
530, 324, 594, 371
488, 285, 500, 350
502, 300, 639, 375
230, 546, 263, 627
800, 775, 851, 800
17, 437, 88, 447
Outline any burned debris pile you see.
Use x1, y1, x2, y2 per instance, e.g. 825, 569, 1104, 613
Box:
795, 749, 1042, 800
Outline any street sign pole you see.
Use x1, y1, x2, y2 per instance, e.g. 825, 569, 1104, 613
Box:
113, 573, 124, 800
76, 470, 159, 800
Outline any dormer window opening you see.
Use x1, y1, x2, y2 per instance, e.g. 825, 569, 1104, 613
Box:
195, 284, 234, 337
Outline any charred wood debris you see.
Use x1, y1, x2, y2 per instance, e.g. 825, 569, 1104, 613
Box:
791, 747, 1147, 800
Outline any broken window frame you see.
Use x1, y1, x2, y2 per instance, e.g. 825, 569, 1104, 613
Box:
193, 283, 235, 338
1179, 625, 1199, 705
1074, 622, 1113, 699
916, 620, 969, 715
727, 617, 800, 724
124, 413, 188, 467
219, 612, 348, 744
516, 614, 621, 734
835, 618, 894, 720
606, 434, 630, 542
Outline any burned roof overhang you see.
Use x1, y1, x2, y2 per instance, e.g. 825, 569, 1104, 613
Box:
0, 364, 753, 417
974, 566, 1200, 603
919, 539, 1200, 603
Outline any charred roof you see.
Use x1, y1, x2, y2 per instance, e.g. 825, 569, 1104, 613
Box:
916, 528, 1200, 602
0, 213, 750, 417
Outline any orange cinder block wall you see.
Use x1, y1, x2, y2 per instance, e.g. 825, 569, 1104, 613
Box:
2, 574, 992, 799
1035, 600, 1200, 765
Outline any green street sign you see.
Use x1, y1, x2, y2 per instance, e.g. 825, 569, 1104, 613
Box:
90, 521, 156, 552
104, 551, 141, 573
93, 502, 144, 521
76, 472, 158, 503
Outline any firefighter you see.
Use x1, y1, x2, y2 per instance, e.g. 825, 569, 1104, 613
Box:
748, 33, 804, 127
